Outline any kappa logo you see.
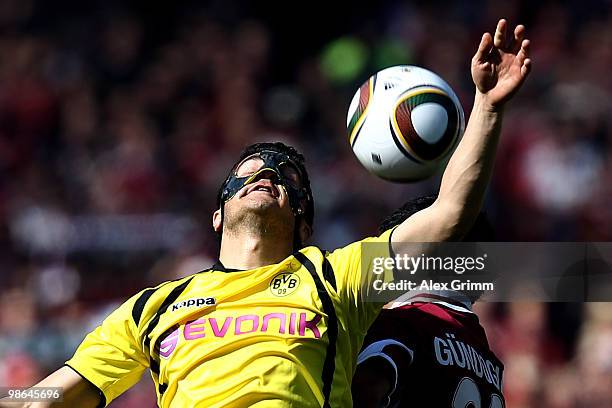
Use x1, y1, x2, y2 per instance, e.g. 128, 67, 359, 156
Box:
270, 272, 300, 297
171, 297, 216, 312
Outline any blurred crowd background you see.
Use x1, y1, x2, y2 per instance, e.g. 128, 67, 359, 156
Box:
0, 0, 611, 407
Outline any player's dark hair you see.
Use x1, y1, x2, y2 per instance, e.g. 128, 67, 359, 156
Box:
378, 194, 495, 303
215, 142, 314, 247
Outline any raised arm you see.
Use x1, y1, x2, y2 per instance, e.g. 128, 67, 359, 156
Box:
0, 366, 101, 408
392, 19, 531, 243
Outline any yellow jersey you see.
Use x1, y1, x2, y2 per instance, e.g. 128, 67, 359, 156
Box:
66, 230, 393, 407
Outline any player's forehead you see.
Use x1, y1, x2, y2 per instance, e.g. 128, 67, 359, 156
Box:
234, 154, 265, 173
234, 151, 303, 178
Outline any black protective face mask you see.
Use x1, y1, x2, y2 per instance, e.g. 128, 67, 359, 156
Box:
220, 150, 310, 217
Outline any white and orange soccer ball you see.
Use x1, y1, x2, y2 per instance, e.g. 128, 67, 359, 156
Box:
346, 65, 465, 181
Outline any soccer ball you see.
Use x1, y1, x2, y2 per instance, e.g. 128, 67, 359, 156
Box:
346, 65, 465, 181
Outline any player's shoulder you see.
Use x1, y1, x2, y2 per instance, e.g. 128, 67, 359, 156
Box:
369, 303, 425, 330
321, 227, 396, 256
382, 301, 452, 319
378, 302, 483, 335
391, 300, 475, 319
298, 245, 327, 260
129, 273, 199, 328
294, 246, 338, 288
394, 302, 494, 352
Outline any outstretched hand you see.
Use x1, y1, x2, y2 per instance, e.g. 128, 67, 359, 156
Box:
472, 19, 532, 109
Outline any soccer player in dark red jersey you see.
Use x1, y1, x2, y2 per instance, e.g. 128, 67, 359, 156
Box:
353, 195, 505, 408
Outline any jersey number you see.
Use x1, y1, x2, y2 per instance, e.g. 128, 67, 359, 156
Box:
452, 377, 503, 408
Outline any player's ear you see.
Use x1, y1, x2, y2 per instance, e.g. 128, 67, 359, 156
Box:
298, 218, 312, 244
213, 209, 222, 233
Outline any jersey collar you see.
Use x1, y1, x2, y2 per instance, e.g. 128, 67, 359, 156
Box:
211, 260, 245, 272
387, 289, 473, 313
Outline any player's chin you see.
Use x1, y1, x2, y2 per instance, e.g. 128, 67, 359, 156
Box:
242, 192, 281, 206
241, 195, 286, 213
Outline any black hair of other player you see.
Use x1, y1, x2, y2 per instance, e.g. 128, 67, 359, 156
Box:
379, 194, 495, 302
215, 142, 315, 248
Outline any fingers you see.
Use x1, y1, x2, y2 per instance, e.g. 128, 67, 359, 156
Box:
513, 24, 526, 53
517, 39, 530, 61
494, 19, 528, 53
493, 19, 507, 48
474, 32, 494, 62
517, 38, 531, 75
518, 37, 532, 78
477, 18, 533, 79
521, 58, 532, 77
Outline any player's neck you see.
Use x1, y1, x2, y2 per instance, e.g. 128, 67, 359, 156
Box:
218, 230, 294, 270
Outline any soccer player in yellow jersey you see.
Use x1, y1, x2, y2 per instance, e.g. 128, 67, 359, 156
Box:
2, 19, 530, 407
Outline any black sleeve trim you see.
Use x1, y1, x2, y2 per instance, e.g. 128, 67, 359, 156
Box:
321, 257, 337, 292
293, 251, 337, 408
132, 288, 157, 326
143, 277, 194, 375
388, 226, 400, 281
63, 363, 106, 408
